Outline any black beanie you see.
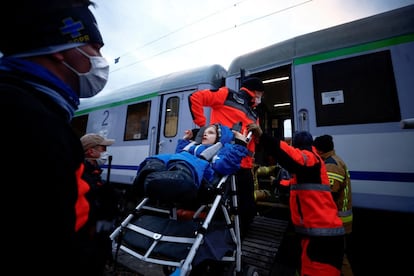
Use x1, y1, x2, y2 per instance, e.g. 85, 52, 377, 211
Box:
313, 135, 334, 153
292, 131, 313, 150
0, 3, 103, 56
241, 77, 265, 92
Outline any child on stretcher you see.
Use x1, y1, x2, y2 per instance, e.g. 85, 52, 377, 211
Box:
131, 123, 249, 202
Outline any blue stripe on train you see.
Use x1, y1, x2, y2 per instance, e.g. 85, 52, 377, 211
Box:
101, 165, 414, 213
103, 166, 414, 183
350, 171, 414, 182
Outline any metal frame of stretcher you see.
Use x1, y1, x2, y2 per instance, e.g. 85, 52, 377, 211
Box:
110, 174, 242, 276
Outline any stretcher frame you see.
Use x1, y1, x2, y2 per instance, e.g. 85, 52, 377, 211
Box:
110, 174, 242, 276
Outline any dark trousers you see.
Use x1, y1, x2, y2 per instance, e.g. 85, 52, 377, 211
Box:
235, 168, 256, 235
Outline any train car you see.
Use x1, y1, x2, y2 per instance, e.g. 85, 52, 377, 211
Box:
72, 5, 414, 215
72, 64, 227, 186
226, 4, 414, 213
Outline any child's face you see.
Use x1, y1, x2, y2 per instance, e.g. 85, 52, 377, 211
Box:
202, 126, 217, 145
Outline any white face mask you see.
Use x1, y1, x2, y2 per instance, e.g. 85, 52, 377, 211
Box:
255, 96, 262, 105
63, 47, 109, 98
96, 151, 111, 166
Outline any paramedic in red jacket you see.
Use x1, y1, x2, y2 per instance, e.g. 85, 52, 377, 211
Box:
188, 77, 264, 234
260, 131, 345, 276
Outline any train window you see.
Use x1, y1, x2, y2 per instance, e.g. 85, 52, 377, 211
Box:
283, 119, 292, 139
124, 101, 151, 141
312, 50, 400, 126
164, 96, 179, 137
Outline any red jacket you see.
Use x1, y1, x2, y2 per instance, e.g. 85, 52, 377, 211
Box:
189, 86, 259, 169
263, 136, 345, 236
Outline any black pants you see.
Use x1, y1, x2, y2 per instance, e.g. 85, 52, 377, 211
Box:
145, 161, 198, 202
130, 159, 166, 201
235, 168, 256, 235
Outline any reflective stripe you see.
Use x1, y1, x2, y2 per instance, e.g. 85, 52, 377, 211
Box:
301, 152, 308, 166
295, 225, 345, 236
340, 214, 353, 223
291, 183, 331, 191
327, 171, 345, 182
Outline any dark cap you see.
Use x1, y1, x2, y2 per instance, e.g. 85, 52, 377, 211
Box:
241, 77, 265, 92
313, 135, 334, 153
0, 3, 103, 56
292, 131, 313, 150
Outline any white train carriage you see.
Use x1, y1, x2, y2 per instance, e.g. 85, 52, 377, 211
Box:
225, 4, 414, 213
72, 5, 414, 214
72, 64, 227, 186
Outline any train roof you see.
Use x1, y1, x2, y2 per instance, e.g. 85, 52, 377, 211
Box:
228, 4, 414, 76
77, 64, 227, 112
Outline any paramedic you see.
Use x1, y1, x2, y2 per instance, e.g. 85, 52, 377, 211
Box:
260, 131, 345, 276
313, 134, 354, 276
188, 77, 264, 234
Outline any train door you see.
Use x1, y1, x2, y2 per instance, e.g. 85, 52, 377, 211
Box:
158, 90, 196, 155
241, 65, 293, 164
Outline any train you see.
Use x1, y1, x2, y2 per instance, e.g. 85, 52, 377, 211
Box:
72, 4, 414, 214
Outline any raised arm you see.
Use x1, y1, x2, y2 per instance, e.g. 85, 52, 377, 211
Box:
210, 130, 248, 176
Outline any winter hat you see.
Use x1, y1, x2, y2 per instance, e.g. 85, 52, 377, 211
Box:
313, 135, 334, 153
241, 77, 265, 92
0, 2, 103, 56
292, 131, 313, 150
215, 123, 234, 144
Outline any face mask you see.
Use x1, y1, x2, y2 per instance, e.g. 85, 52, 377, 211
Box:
63, 47, 109, 98
96, 151, 111, 166
250, 96, 261, 107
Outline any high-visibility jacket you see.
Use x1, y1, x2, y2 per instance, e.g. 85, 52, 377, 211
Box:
264, 137, 345, 236
189, 87, 259, 169
319, 150, 353, 234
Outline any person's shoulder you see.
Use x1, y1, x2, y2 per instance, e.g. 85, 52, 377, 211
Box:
1, 80, 48, 114
332, 153, 348, 166
194, 86, 230, 94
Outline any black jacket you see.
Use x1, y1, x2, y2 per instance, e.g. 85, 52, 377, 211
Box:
0, 66, 87, 273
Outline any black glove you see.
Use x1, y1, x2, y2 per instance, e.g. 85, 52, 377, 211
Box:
247, 123, 263, 137
191, 128, 200, 138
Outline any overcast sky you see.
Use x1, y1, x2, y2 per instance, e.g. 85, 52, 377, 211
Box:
66, 0, 414, 96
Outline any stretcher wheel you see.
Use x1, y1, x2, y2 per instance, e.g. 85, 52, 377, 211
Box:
243, 265, 259, 276
163, 265, 175, 275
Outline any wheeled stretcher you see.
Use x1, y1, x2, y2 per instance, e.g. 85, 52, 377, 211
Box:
110, 174, 243, 276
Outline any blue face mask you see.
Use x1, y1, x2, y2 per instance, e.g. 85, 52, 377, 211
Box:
63, 47, 109, 98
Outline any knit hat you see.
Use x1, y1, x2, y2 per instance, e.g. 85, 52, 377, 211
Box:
81, 133, 114, 151
292, 131, 313, 150
313, 135, 334, 153
0, 2, 103, 56
241, 77, 265, 92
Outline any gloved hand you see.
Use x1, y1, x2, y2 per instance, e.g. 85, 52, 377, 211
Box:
247, 123, 263, 137
232, 130, 247, 146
